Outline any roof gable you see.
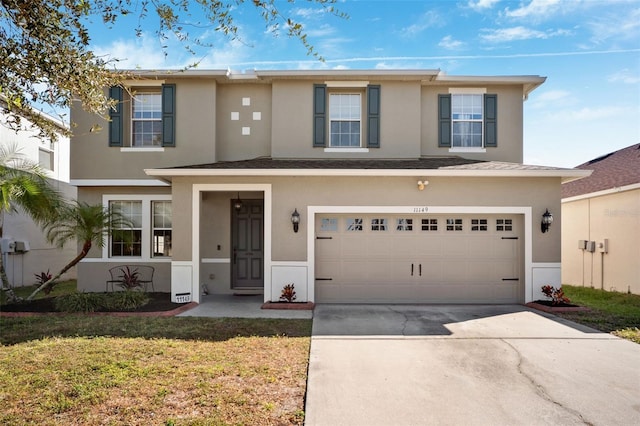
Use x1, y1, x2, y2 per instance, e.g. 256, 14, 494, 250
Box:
562, 143, 640, 198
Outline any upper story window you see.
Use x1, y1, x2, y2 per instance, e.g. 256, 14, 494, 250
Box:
452, 94, 483, 148
329, 93, 361, 147
108, 84, 176, 149
313, 83, 380, 150
438, 89, 497, 151
132, 91, 162, 147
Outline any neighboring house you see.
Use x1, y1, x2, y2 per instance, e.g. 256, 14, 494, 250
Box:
562, 143, 639, 294
0, 102, 77, 286
70, 69, 588, 304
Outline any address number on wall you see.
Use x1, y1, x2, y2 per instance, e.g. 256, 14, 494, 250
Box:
412, 207, 429, 213
174, 293, 192, 303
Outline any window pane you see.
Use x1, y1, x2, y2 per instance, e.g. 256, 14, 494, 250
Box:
329, 93, 361, 147
452, 94, 483, 148
132, 92, 162, 147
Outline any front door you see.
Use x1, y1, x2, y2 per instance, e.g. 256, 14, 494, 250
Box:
231, 199, 264, 289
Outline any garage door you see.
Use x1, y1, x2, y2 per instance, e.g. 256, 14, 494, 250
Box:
315, 214, 523, 304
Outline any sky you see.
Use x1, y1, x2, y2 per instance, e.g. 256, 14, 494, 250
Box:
86, 0, 640, 168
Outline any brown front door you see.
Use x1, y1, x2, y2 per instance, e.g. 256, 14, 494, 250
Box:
231, 199, 264, 289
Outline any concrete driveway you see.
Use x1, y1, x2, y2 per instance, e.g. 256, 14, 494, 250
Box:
305, 305, 640, 426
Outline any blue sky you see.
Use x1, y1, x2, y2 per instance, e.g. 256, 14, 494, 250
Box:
88, 0, 639, 168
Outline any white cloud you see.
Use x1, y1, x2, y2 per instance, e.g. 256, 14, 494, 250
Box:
438, 35, 465, 50
93, 34, 179, 69
306, 24, 336, 38
400, 11, 443, 37
566, 106, 625, 121
468, 0, 501, 11
588, 8, 640, 44
293, 7, 328, 19
504, 0, 561, 18
608, 69, 640, 84
480, 26, 570, 42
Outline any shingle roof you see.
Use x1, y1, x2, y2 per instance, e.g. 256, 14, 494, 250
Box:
562, 143, 640, 198
173, 157, 486, 170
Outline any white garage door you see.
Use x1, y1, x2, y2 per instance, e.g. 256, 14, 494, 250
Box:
315, 214, 523, 304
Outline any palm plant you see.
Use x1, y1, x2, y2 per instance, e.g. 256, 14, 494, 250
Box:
0, 144, 61, 302
27, 201, 132, 300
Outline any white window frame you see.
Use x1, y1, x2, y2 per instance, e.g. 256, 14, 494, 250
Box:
131, 90, 162, 148
152, 200, 172, 258
102, 194, 172, 261
448, 88, 487, 153
328, 92, 363, 148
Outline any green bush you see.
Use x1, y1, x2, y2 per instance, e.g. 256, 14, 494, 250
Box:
54, 291, 149, 313
101, 291, 149, 311
54, 292, 106, 313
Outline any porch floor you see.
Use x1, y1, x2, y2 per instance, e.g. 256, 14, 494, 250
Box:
176, 294, 313, 319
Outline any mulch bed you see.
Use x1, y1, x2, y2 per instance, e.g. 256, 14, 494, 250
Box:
526, 300, 590, 313
261, 301, 315, 310
1, 293, 190, 315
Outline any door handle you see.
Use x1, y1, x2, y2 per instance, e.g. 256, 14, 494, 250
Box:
419, 264, 422, 276
411, 263, 414, 276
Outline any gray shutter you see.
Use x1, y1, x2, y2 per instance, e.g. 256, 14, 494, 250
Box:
367, 84, 381, 148
438, 94, 451, 148
162, 84, 176, 147
484, 94, 497, 148
108, 86, 123, 147
313, 84, 326, 147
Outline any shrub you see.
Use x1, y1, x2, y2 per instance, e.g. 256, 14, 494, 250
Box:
54, 292, 106, 313
54, 291, 149, 313
279, 283, 297, 303
101, 291, 149, 311
541, 285, 570, 305
117, 266, 143, 291
34, 270, 54, 294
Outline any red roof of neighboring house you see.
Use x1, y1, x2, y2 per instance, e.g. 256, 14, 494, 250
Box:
562, 143, 640, 198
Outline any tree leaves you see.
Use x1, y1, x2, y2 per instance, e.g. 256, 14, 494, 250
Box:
0, 0, 345, 141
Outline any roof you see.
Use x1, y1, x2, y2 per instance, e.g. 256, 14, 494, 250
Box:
145, 157, 590, 182
562, 143, 640, 199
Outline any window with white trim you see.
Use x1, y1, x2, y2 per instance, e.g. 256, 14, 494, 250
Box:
452, 94, 483, 148
132, 91, 162, 147
329, 93, 361, 147
105, 195, 172, 259
110, 200, 143, 257
152, 201, 172, 257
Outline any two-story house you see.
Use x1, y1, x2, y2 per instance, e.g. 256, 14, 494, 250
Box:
1, 100, 77, 287
70, 69, 589, 304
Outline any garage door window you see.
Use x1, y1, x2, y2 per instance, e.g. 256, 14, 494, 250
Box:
371, 218, 387, 231
471, 219, 488, 231
320, 218, 338, 232
496, 219, 513, 231
422, 218, 438, 231
346, 218, 363, 231
446, 218, 463, 231
396, 218, 413, 231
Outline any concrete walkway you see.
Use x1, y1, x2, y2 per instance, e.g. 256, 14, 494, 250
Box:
177, 294, 313, 319
305, 304, 640, 426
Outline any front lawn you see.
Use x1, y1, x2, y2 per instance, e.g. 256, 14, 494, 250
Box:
0, 280, 77, 305
0, 316, 312, 425
557, 285, 640, 344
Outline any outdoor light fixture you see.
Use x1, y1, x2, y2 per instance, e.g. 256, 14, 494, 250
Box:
417, 180, 429, 191
541, 209, 553, 233
234, 192, 243, 211
291, 208, 300, 233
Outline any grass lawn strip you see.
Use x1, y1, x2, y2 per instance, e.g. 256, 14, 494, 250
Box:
557, 285, 640, 344
0, 317, 311, 425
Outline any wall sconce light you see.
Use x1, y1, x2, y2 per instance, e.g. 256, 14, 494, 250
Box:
417, 180, 429, 191
291, 208, 300, 233
541, 209, 553, 233
233, 192, 243, 211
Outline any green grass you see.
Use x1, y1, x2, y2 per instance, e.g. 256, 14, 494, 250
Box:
0, 316, 312, 425
557, 285, 640, 344
1, 279, 77, 305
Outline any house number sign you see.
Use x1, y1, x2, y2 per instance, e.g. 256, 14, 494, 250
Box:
412, 206, 429, 213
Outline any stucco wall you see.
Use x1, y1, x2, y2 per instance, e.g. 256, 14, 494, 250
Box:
71, 79, 218, 180
562, 189, 640, 294
420, 85, 524, 162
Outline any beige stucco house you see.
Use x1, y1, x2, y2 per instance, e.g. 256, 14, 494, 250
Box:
562, 143, 639, 294
70, 69, 589, 304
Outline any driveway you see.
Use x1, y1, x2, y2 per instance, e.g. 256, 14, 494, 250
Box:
305, 305, 640, 426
